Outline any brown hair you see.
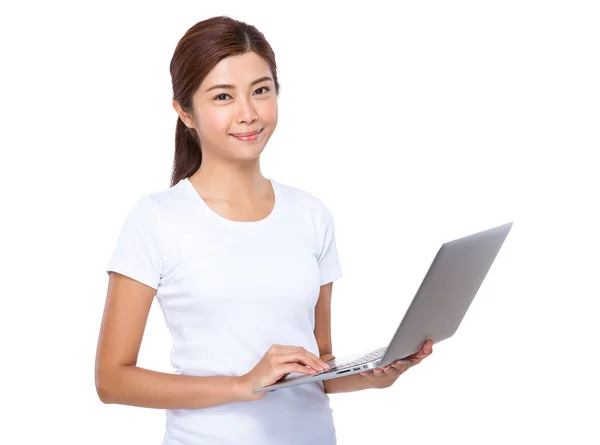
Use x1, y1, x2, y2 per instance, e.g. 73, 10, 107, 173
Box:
169, 16, 281, 187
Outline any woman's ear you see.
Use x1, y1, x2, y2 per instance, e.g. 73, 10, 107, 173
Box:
172, 99, 194, 129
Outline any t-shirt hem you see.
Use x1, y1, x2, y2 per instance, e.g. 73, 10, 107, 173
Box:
106, 265, 159, 291
320, 271, 343, 286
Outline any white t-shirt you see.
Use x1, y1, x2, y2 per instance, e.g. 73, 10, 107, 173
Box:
105, 177, 343, 445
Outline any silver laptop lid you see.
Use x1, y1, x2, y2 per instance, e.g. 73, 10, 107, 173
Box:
379, 222, 513, 366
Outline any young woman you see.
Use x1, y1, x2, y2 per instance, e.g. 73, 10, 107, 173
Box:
95, 15, 433, 445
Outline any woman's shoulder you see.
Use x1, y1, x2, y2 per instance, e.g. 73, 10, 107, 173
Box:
272, 178, 335, 219
136, 178, 194, 214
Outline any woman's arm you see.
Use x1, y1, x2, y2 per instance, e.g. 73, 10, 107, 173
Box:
95, 272, 246, 409
97, 366, 246, 409
314, 282, 376, 394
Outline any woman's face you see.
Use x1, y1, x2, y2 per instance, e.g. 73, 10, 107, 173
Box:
187, 51, 278, 163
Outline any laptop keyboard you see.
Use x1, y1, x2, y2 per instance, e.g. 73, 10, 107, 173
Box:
332, 346, 387, 369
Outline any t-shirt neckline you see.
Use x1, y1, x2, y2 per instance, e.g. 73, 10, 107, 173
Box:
182, 177, 280, 227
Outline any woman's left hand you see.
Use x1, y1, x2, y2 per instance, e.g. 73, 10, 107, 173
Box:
359, 339, 434, 389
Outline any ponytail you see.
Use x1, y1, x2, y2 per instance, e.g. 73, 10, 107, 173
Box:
170, 117, 202, 187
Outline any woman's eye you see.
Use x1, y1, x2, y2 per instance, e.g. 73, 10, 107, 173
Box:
255, 86, 270, 95
215, 93, 231, 101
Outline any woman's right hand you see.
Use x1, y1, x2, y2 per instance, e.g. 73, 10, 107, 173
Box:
236, 344, 330, 401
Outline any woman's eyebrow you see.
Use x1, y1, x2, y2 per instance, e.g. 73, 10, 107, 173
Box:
206, 76, 273, 92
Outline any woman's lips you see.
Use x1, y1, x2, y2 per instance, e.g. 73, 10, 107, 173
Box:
231, 129, 262, 141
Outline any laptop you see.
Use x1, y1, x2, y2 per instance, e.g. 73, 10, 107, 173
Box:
255, 222, 513, 393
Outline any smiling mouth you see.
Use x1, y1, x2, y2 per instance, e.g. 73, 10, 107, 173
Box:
230, 128, 263, 137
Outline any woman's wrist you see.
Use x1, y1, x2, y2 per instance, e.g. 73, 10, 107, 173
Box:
232, 374, 254, 402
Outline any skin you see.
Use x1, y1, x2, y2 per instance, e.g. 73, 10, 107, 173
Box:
95, 52, 433, 410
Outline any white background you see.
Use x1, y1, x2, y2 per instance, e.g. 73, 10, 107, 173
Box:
1, 1, 599, 443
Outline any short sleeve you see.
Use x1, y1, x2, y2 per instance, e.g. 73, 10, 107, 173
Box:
316, 205, 343, 286
105, 195, 163, 291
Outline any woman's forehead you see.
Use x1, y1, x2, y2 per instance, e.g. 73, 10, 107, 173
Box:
201, 52, 272, 90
